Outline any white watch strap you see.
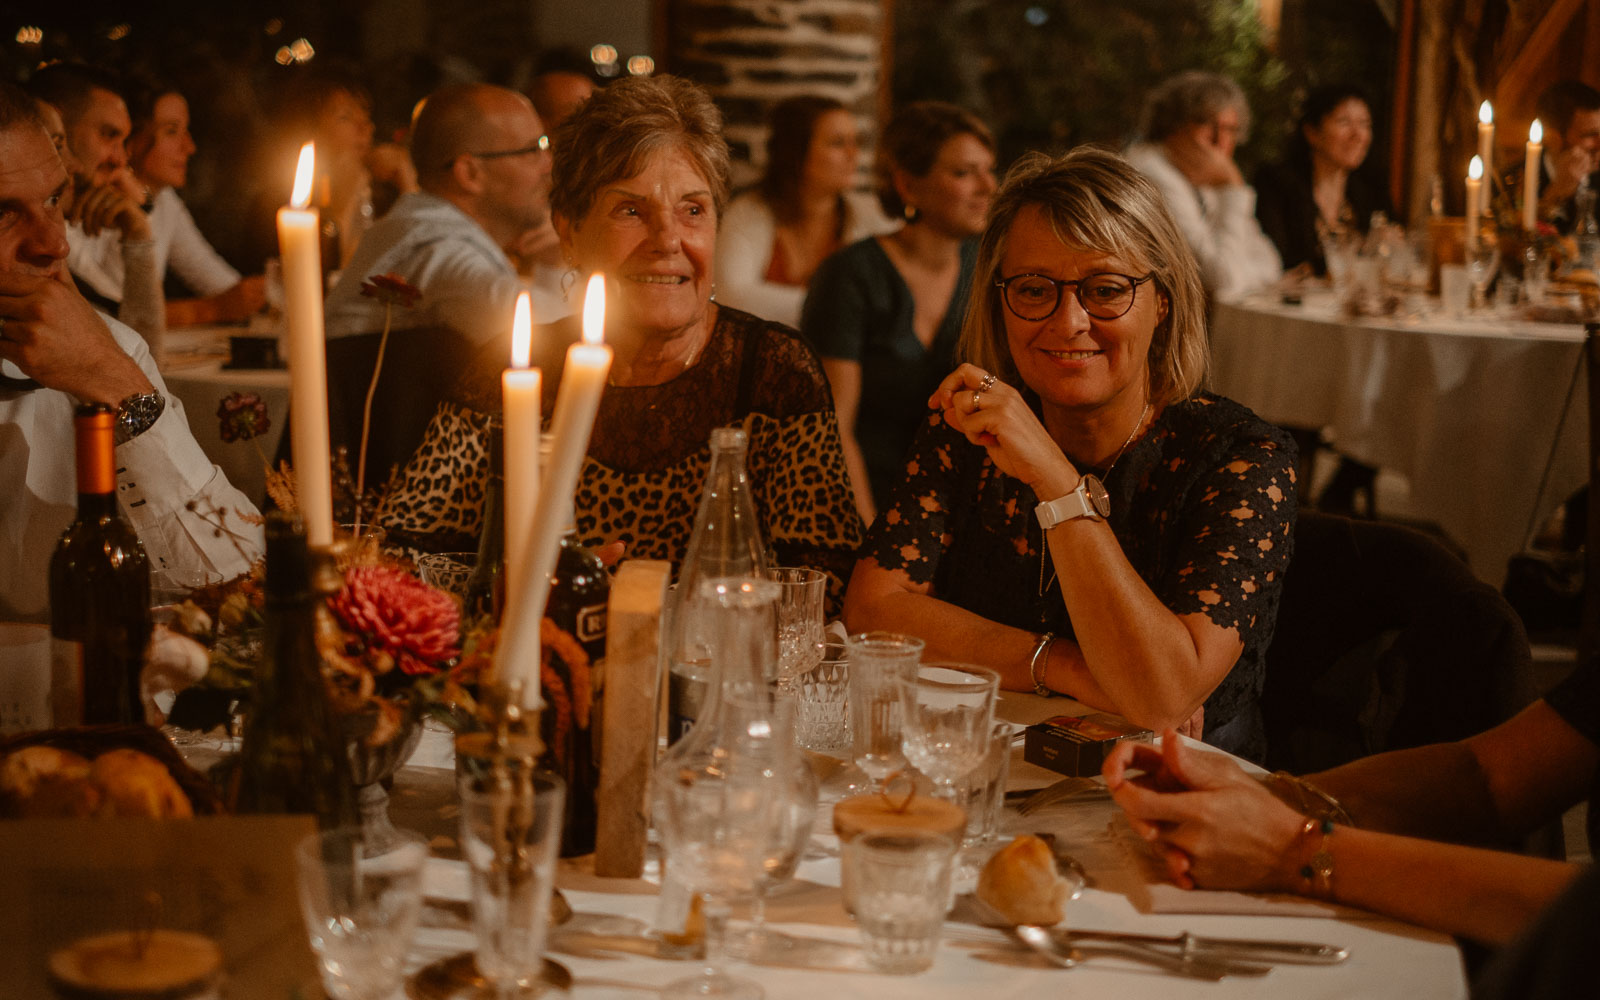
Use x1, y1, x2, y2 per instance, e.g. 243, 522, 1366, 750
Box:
1035, 487, 1094, 530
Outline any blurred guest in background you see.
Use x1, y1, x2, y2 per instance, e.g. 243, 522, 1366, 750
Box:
124, 79, 266, 327
1255, 85, 1391, 275
526, 49, 597, 133
1126, 71, 1281, 301
1516, 80, 1600, 235
380, 76, 863, 607
716, 95, 896, 327
318, 83, 557, 485
845, 148, 1295, 758
27, 63, 165, 342
0, 83, 261, 621
802, 101, 996, 522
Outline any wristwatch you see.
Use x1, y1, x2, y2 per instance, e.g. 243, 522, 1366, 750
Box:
1035, 473, 1110, 529
113, 391, 166, 445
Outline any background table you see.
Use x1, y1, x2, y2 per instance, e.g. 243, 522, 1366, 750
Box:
1210, 293, 1588, 583
396, 692, 1468, 999
157, 325, 289, 509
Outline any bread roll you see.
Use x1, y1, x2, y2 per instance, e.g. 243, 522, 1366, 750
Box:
0, 746, 100, 818
976, 834, 1075, 926
88, 749, 193, 819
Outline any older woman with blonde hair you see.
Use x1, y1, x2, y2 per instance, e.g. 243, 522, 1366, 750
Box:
844, 146, 1296, 758
380, 75, 863, 608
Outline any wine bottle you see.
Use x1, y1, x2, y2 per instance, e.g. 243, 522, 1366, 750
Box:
665, 427, 768, 745
231, 514, 357, 829
463, 424, 507, 620
545, 524, 609, 856
49, 403, 152, 727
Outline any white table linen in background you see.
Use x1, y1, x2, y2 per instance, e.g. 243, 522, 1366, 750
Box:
1210, 293, 1587, 582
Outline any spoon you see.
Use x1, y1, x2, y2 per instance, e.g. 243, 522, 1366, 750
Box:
1014, 924, 1268, 980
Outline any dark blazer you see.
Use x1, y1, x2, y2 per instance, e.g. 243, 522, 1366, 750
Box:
1254, 158, 1392, 274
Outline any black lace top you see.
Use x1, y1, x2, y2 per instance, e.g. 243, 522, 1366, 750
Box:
862, 392, 1297, 759
379, 305, 864, 614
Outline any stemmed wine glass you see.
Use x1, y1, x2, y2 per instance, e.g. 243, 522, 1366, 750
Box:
819, 631, 924, 801
1466, 241, 1501, 312
734, 702, 818, 962
655, 689, 799, 1000
899, 663, 999, 801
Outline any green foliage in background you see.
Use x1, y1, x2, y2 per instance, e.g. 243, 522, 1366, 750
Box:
894, 0, 1392, 178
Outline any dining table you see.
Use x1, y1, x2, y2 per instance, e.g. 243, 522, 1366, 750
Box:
155, 323, 290, 510
1209, 289, 1589, 585
388, 690, 1469, 1000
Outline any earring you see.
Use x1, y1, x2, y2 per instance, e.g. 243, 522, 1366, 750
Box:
709, 282, 717, 302
559, 268, 578, 301
904, 203, 920, 223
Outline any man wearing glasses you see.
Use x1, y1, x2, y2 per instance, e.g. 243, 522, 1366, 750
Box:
325, 83, 560, 344
321, 83, 560, 479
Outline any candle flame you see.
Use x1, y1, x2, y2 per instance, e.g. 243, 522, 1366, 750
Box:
510, 291, 532, 368
1531, 119, 1543, 145
1469, 155, 1483, 180
1479, 101, 1493, 124
291, 142, 315, 208
581, 273, 606, 346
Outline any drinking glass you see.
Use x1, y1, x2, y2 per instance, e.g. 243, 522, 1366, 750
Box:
1321, 230, 1358, 290
1466, 241, 1501, 311
767, 567, 826, 694
735, 702, 818, 962
416, 551, 476, 598
845, 632, 925, 785
655, 689, 795, 1000
795, 641, 850, 752
1524, 245, 1551, 306
956, 721, 1014, 850
901, 663, 999, 801
459, 771, 566, 998
847, 829, 958, 974
294, 826, 428, 1000
1438, 263, 1471, 317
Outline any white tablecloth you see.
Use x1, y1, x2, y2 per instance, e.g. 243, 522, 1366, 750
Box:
1210, 293, 1588, 582
157, 325, 290, 509
403, 692, 1468, 999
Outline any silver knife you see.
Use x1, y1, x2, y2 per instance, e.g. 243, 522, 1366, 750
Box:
1054, 926, 1348, 964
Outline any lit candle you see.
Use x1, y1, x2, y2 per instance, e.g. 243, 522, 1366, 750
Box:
1524, 119, 1543, 232
496, 274, 613, 705
502, 292, 540, 619
1466, 156, 1484, 253
277, 143, 334, 547
1477, 101, 1495, 184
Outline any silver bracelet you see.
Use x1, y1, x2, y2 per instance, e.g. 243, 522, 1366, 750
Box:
1028, 631, 1055, 697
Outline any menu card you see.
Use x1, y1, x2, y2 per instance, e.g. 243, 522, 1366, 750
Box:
0, 815, 321, 998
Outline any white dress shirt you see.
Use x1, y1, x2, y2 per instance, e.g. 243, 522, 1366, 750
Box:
1, 314, 264, 623
324, 191, 566, 343
714, 189, 899, 329
1125, 141, 1282, 302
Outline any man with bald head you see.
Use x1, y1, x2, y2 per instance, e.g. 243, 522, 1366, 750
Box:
325, 82, 560, 342
320, 83, 559, 481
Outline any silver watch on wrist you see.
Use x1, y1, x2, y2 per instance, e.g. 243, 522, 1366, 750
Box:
1035, 473, 1110, 529
113, 391, 165, 445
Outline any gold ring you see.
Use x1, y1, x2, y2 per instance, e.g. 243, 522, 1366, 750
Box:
978, 372, 997, 392
971, 390, 983, 409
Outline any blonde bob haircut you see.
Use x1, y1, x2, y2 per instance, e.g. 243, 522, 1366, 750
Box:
958, 147, 1209, 409
549, 74, 731, 225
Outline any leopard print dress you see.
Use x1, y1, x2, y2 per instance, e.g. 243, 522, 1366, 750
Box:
378, 305, 864, 614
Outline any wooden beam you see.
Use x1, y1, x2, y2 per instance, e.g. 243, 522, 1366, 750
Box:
1392, 0, 1418, 222
1496, 0, 1586, 116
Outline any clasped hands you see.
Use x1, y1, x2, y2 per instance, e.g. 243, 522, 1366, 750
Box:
1103, 733, 1309, 893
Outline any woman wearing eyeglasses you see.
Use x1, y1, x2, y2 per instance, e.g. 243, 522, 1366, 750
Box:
843, 147, 1297, 759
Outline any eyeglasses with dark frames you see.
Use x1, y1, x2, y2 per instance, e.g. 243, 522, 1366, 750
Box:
994, 271, 1156, 322
446, 135, 549, 169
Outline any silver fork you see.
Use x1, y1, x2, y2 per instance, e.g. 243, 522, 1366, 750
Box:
1010, 776, 1108, 815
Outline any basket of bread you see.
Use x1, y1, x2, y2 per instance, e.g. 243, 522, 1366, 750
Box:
0, 724, 223, 819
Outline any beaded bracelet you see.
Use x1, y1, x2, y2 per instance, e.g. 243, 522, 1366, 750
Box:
1298, 817, 1335, 897
1028, 631, 1055, 697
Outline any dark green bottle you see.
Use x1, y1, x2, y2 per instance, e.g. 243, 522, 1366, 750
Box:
231, 514, 357, 829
